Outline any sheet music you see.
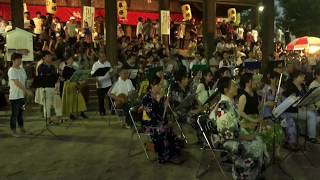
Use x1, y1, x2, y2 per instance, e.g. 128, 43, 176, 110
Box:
272, 95, 299, 118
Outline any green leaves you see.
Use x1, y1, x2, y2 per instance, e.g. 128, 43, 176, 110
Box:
279, 0, 320, 37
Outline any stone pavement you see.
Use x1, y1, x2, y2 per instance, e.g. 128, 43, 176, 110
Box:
0, 113, 320, 180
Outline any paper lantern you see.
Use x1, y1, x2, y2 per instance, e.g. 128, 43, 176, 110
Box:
46, 0, 57, 14
228, 8, 236, 23
181, 4, 192, 21
117, 0, 128, 20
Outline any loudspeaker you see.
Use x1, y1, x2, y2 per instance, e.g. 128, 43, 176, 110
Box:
117, 0, 128, 20
181, 4, 192, 21
228, 8, 236, 23
46, 0, 57, 14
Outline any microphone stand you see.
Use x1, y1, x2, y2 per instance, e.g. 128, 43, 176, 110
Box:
267, 73, 293, 179
162, 84, 188, 144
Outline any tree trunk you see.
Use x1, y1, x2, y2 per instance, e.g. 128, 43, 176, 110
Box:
11, 0, 24, 29
203, 0, 216, 60
261, 0, 275, 72
105, 0, 118, 66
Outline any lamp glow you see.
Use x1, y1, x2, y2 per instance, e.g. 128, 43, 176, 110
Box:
258, 6, 264, 12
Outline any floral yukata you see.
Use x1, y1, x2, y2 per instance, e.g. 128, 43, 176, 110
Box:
142, 92, 183, 163
213, 95, 269, 180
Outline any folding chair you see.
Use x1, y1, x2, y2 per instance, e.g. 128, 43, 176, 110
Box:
127, 105, 152, 160
195, 114, 230, 179
107, 87, 125, 126
167, 101, 188, 144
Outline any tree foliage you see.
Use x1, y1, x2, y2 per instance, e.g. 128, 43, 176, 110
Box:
279, 0, 320, 37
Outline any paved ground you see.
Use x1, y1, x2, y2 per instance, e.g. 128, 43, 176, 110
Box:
1, 111, 320, 180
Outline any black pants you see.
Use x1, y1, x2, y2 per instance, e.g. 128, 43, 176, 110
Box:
97, 87, 111, 115
122, 103, 132, 126
10, 98, 25, 130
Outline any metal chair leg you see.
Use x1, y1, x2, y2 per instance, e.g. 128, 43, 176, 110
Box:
196, 147, 212, 179
129, 109, 150, 160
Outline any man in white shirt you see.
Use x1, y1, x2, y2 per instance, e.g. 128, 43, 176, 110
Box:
136, 17, 144, 38
23, 12, 34, 32
110, 69, 135, 127
236, 24, 244, 40
110, 69, 135, 97
91, 51, 112, 116
8, 53, 32, 137
251, 29, 259, 43
33, 12, 43, 35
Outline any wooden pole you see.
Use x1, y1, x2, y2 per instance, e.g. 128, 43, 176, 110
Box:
11, 0, 24, 29
261, 0, 275, 71
105, 0, 118, 66
203, 0, 216, 60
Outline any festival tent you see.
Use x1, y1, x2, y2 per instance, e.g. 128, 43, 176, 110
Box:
286, 36, 320, 54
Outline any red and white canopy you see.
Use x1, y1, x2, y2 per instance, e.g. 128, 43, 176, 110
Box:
286, 36, 320, 52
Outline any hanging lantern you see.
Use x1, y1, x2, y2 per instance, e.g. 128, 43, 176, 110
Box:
117, 0, 128, 20
227, 8, 237, 23
46, 0, 57, 14
181, 4, 192, 21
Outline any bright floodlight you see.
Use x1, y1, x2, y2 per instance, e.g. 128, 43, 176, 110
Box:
258, 6, 264, 12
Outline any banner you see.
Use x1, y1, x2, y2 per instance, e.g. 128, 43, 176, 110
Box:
160, 10, 170, 35
83, 6, 95, 28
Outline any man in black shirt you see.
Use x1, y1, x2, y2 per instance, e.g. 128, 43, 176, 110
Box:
37, 51, 62, 122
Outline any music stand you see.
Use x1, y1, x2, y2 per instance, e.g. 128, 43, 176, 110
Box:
272, 87, 320, 168
67, 70, 91, 129
294, 87, 320, 149
33, 74, 59, 138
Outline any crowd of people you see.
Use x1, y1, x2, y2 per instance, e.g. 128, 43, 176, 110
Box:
1, 13, 320, 180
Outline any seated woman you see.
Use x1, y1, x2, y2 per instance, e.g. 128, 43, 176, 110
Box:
238, 73, 262, 130
283, 70, 320, 144
142, 77, 183, 164
171, 69, 197, 123
260, 71, 285, 153
212, 77, 269, 180
196, 70, 215, 106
